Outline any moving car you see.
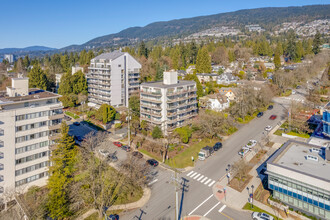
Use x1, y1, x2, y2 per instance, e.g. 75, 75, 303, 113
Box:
238, 147, 249, 157
213, 142, 222, 151
147, 159, 159, 167
267, 105, 273, 110
99, 149, 109, 157
113, 142, 122, 147
251, 212, 274, 220
246, 140, 257, 149
121, 145, 131, 152
257, 112, 264, 118
73, 122, 80, 126
265, 125, 272, 131
132, 151, 143, 159
269, 115, 277, 120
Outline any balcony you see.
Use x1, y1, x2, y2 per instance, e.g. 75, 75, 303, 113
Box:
0, 163, 3, 170
177, 112, 198, 121
140, 116, 162, 124
48, 123, 61, 130
167, 111, 177, 116
140, 103, 162, 110
0, 129, 3, 136
49, 113, 64, 120
140, 96, 162, 104
0, 141, 3, 148
0, 175, 3, 182
167, 88, 197, 96
167, 96, 189, 103
49, 103, 63, 110
0, 152, 3, 159
140, 109, 162, 117
140, 90, 162, 96
49, 133, 61, 141
128, 74, 139, 79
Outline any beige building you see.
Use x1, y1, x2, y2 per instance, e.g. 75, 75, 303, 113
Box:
140, 71, 198, 134
0, 77, 63, 195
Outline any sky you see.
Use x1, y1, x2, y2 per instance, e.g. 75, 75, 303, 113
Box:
1, 0, 329, 49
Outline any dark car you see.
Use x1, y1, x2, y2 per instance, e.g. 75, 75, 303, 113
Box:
257, 112, 264, 118
107, 154, 118, 162
108, 214, 119, 220
147, 159, 159, 167
73, 122, 80, 126
267, 105, 273, 110
113, 142, 122, 147
121, 145, 131, 152
132, 151, 143, 159
269, 115, 277, 120
213, 142, 222, 151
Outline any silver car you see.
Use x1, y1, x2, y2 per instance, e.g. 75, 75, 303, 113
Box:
251, 212, 274, 220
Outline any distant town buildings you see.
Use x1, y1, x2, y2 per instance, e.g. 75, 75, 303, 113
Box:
140, 71, 197, 134
87, 51, 141, 108
267, 140, 330, 220
0, 77, 63, 195
4, 54, 14, 64
245, 24, 264, 32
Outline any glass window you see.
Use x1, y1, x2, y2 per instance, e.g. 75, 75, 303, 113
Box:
325, 205, 330, 211
298, 194, 302, 200
293, 193, 297, 198
308, 198, 313, 204
313, 200, 318, 206
288, 191, 292, 196
319, 202, 324, 209
283, 189, 287, 195
303, 196, 308, 202
279, 187, 283, 193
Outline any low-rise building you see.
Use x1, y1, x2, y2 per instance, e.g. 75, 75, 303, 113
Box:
196, 73, 218, 83
55, 73, 63, 93
267, 140, 330, 219
0, 77, 63, 196
72, 65, 84, 74
140, 71, 198, 134
199, 93, 229, 112
4, 54, 14, 64
219, 87, 237, 101
217, 72, 239, 85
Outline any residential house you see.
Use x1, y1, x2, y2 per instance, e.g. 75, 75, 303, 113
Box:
217, 72, 239, 85
199, 93, 230, 112
219, 87, 237, 101
196, 73, 218, 83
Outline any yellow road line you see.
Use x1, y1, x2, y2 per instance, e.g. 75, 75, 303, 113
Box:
220, 212, 234, 220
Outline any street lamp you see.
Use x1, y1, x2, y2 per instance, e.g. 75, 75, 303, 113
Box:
251, 185, 254, 208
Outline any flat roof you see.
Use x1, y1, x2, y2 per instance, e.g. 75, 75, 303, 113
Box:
141, 80, 196, 89
0, 88, 61, 105
268, 140, 330, 182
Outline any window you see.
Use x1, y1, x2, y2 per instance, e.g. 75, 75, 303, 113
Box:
308, 198, 312, 204
288, 191, 292, 196
303, 196, 308, 202
16, 151, 49, 165
298, 194, 302, 200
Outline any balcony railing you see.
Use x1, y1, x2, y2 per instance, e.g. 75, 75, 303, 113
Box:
140, 109, 162, 117
49, 123, 61, 131
140, 103, 162, 110
140, 90, 162, 96
167, 96, 190, 103
140, 115, 162, 124
140, 96, 162, 104
167, 88, 197, 96
49, 133, 61, 141
49, 113, 64, 120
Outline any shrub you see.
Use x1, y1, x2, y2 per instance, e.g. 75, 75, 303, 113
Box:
152, 126, 163, 139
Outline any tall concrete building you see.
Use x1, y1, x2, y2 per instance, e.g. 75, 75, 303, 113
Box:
87, 51, 141, 108
4, 54, 14, 64
267, 140, 330, 219
322, 102, 330, 138
140, 71, 198, 134
0, 77, 63, 195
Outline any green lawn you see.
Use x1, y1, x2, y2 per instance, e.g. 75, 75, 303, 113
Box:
139, 149, 162, 161
287, 131, 310, 139
243, 203, 283, 220
85, 210, 123, 220
164, 139, 218, 168
84, 120, 104, 131
65, 111, 80, 119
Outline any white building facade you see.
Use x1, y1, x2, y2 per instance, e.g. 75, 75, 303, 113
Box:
4, 54, 14, 64
0, 78, 63, 196
87, 51, 141, 108
140, 71, 198, 134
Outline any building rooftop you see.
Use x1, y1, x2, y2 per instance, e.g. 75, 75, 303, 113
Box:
141, 80, 196, 89
0, 88, 61, 105
324, 102, 330, 111
92, 50, 125, 61
268, 140, 330, 182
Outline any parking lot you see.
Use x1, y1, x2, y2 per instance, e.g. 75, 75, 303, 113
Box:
95, 140, 129, 167
68, 121, 97, 144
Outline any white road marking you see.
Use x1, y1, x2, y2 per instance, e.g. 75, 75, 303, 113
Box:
208, 180, 216, 187
186, 171, 194, 177
204, 179, 212, 185
193, 173, 201, 179
188, 194, 214, 216
190, 172, 198, 178
203, 201, 221, 217
200, 177, 208, 183
148, 179, 158, 186
218, 204, 226, 213
197, 175, 204, 181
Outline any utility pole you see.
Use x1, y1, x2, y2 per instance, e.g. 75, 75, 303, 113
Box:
171, 171, 180, 220
127, 107, 131, 148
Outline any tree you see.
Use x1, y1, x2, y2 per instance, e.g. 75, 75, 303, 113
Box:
286, 30, 297, 61
47, 122, 77, 219
23, 55, 30, 69
72, 70, 87, 95
138, 41, 148, 58
196, 47, 211, 73
211, 47, 228, 65
58, 73, 73, 95
129, 95, 140, 118
152, 126, 163, 139
184, 74, 203, 97
274, 52, 281, 70
174, 126, 192, 143
96, 104, 116, 124
28, 64, 48, 90
312, 31, 322, 55
232, 159, 250, 187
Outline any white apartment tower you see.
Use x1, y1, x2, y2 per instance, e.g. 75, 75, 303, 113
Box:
140, 71, 198, 134
0, 77, 63, 195
87, 51, 141, 108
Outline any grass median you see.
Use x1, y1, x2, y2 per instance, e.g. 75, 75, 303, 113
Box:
243, 203, 283, 220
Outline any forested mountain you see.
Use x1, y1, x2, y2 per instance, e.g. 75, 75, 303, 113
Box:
0, 46, 56, 55
61, 5, 330, 51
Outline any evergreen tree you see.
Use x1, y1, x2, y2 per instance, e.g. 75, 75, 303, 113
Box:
96, 104, 116, 123
72, 70, 87, 95
58, 73, 73, 95
28, 64, 48, 90
152, 126, 163, 139
138, 41, 148, 58
23, 55, 30, 69
79, 50, 87, 65
196, 47, 211, 73
312, 31, 322, 55
274, 52, 281, 70
60, 54, 70, 73
184, 74, 203, 98
295, 41, 304, 61
286, 30, 297, 60
47, 122, 77, 219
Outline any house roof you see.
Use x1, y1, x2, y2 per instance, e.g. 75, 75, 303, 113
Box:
92, 50, 125, 61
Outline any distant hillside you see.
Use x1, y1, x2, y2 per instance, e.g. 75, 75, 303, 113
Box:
0, 46, 56, 56
60, 4, 330, 51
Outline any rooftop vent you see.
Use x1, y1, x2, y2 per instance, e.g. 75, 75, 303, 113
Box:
310, 148, 321, 153
34, 95, 40, 99
306, 155, 318, 162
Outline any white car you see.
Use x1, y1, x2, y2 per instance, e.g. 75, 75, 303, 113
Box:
265, 125, 272, 132
238, 147, 249, 156
246, 140, 257, 148
99, 149, 109, 157
251, 212, 274, 220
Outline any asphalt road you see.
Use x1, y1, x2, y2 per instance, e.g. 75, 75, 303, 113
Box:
121, 103, 287, 220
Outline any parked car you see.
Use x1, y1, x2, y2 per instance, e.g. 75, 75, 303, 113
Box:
121, 145, 131, 152
132, 151, 143, 159
269, 115, 277, 120
265, 125, 272, 131
113, 142, 122, 147
107, 154, 118, 162
73, 122, 80, 126
257, 112, 264, 118
267, 105, 273, 110
198, 146, 214, 160
99, 149, 109, 157
147, 159, 159, 167
246, 140, 257, 148
108, 214, 119, 220
238, 147, 249, 157
251, 212, 274, 220
213, 142, 222, 151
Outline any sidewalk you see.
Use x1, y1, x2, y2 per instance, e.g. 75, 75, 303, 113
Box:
78, 187, 151, 219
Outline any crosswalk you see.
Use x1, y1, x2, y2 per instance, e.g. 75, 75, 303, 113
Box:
188, 194, 227, 217
186, 171, 216, 187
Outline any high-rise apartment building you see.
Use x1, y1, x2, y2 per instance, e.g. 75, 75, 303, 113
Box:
140, 71, 198, 134
322, 102, 330, 138
0, 77, 63, 195
87, 51, 141, 108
